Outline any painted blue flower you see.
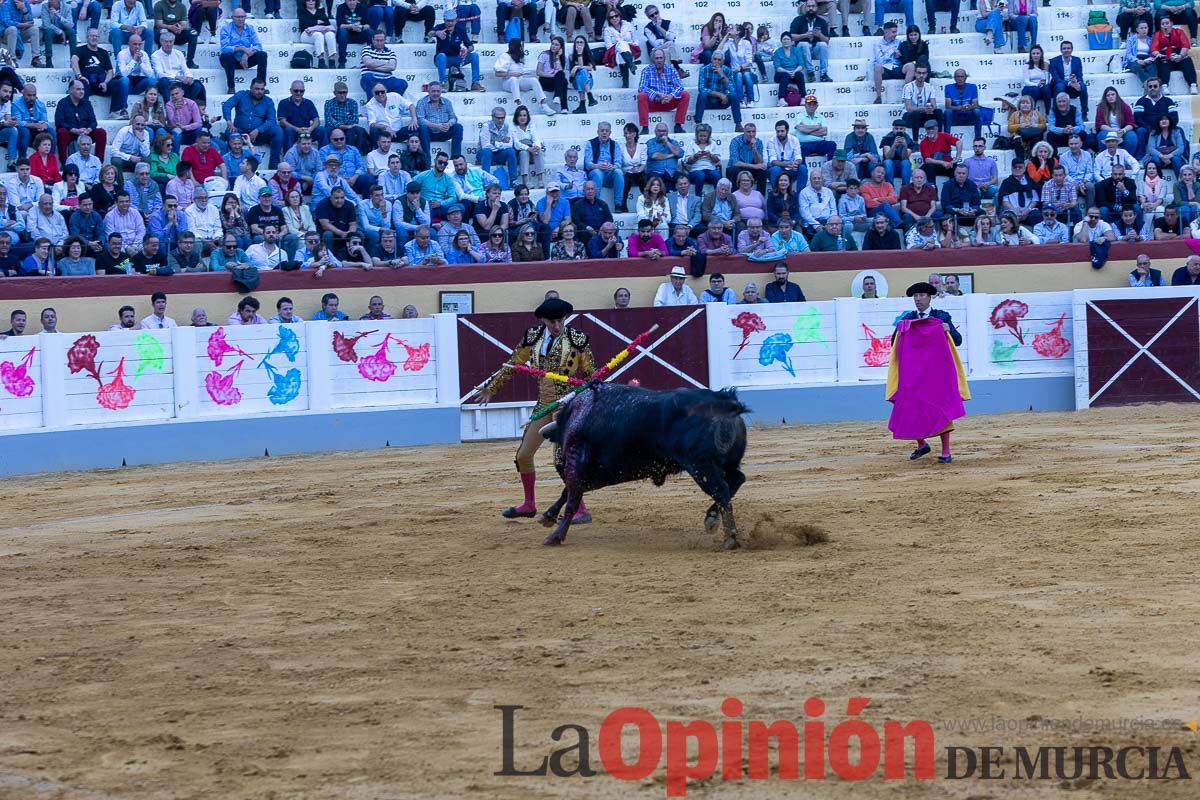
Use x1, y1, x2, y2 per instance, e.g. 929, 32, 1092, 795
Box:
758, 332, 795, 377
260, 326, 301, 366
264, 362, 303, 405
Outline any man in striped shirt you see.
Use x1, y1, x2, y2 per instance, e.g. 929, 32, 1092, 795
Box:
359, 29, 409, 98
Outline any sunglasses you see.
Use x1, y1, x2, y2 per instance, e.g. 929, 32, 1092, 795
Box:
491, 233, 504, 238
375, 90, 386, 95
1087, 214, 1099, 220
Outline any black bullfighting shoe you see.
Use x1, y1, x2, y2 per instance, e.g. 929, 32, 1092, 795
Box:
909, 444, 932, 460
501, 506, 537, 518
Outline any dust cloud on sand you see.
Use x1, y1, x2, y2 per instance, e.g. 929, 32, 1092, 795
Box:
1, 406, 1199, 799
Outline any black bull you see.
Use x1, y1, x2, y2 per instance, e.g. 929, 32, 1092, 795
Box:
538, 384, 749, 549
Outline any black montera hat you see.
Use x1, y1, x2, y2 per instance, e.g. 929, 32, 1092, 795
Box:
906, 282, 938, 297
534, 297, 574, 320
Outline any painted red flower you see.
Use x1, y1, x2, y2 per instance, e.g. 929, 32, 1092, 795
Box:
67, 334, 101, 384
399, 339, 431, 372
0, 346, 36, 397
989, 299, 1030, 345
731, 312, 767, 359
861, 324, 892, 368
333, 330, 376, 363
204, 361, 244, 406
96, 357, 135, 410
1032, 313, 1071, 359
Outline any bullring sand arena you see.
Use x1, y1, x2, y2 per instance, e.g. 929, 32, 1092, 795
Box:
3, 404, 1200, 799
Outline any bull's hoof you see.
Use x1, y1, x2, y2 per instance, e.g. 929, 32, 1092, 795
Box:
704, 509, 720, 533
571, 511, 592, 524
542, 533, 566, 546
537, 512, 558, 528
501, 506, 537, 519
721, 536, 740, 551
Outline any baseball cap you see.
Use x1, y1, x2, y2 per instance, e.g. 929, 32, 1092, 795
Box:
804, 95, 818, 104
833, 149, 847, 159
923, 119, 939, 129
546, 182, 562, 192
258, 186, 273, 196
444, 7, 457, 19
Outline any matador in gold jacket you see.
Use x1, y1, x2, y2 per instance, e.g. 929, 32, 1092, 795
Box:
474, 298, 596, 521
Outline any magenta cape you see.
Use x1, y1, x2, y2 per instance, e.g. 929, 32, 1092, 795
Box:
886, 317, 970, 440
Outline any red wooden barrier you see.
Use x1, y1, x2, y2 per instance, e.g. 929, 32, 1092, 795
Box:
1085, 296, 1200, 406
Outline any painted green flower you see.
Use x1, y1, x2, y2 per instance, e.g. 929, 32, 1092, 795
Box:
133, 333, 165, 378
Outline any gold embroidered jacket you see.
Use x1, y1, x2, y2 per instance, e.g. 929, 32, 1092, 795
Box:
484, 324, 595, 411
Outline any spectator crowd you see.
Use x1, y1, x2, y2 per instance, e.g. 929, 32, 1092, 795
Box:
0, 0, 1198, 302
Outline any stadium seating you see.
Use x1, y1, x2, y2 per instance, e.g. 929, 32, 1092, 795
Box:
5, 0, 1186, 227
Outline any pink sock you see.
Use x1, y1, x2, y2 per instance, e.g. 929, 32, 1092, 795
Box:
939, 433, 951, 458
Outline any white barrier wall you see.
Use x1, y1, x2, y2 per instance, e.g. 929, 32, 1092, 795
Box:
0, 315, 459, 433
706, 291, 1075, 390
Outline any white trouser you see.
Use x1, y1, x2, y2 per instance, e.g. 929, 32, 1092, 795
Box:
503, 75, 546, 104
303, 30, 337, 59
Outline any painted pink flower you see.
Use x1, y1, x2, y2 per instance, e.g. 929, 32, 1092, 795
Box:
67, 334, 101, 384
358, 339, 398, 382
207, 328, 250, 366
0, 346, 36, 397
204, 361, 244, 406
96, 357, 135, 410
333, 330, 376, 363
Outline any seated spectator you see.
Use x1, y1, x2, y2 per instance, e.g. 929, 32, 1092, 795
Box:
898, 24, 929, 82
170, 230, 203, 272
698, 272, 736, 304
1154, 205, 1183, 240
905, 215, 940, 250
809, 215, 857, 251
798, 171, 836, 236
12, 83, 50, 163
51, 164, 86, 216
125, 161, 164, 218
789, 0, 831, 83
771, 34, 806, 105
315, 186, 359, 257
731, 170, 765, 224
371, 229, 407, 268
1032, 205, 1070, 244
57, 236, 96, 275
1125, 20, 1158, 85
226, 296, 266, 325
1150, 18, 1197, 95
1021, 45, 1052, 113
653, 264, 698, 306
584, 120, 625, 211
19, 238, 54, 276
1072, 207, 1116, 243
189, 308, 213, 326
508, 223, 542, 261
436, 202, 479, 251
1007, 95, 1046, 161
726, 122, 766, 192
843, 118, 879, 180
697, 218, 733, 255
71, 28, 125, 116
570, 180, 612, 244
665, 222, 699, 257
998, 158, 1043, 227
695, 51, 742, 132
494, 38, 554, 116
795, 95, 835, 160
324, 82, 368, 154
209, 232, 251, 272
185, 185, 221, 252
1112, 206, 1150, 243
602, 7, 639, 89
838, 179, 868, 232
472, 183, 509, 240
449, 153, 497, 216
737, 216, 776, 256
245, 224, 295, 270
141, 291, 176, 329
221, 79, 282, 169
902, 65, 942, 138
1045, 94, 1087, 152
871, 22, 903, 105
736, 282, 765, 304
25, 193, 67, 254
148, 133, 179, 188
862, 164, 902, 228
531, 183, 567, 248
309, 292, 349, 321
477, 106, 518, 187
65, 134, 102, 185
152, 32, 204, 105
536, 35, 570, 114
1129, 254, 1165, 287
433, 9, 484, 90
547, 220, 583, 261
821, 151, 853, 195
54, 79, 107, 162
770, 216, 809, 253
1048, 40, 1089, 117
879, 117, 915, 186
360, 29, 408, 98
132, 233, 168, 273
470, 225, 508, 262
299, 0, 337, 69
765, 264, 804, 302
701, 178, 740, 234
644, 121, 683, 185
940, 164, 982, 226
0, 236, 19, 276
626, 218, 666, 259
415, 82, 462, 160
1094, 90, 1139, 166
511, 106, 545, 190
1139, 158, 1168, 210
636, 48, 688, 134
1097, 162, 1140, 225
666, 174, 701, 234
1143, 117, 1187, 176
767, 120, 806, 187
180, 129, 225, 186
944, 69, 983, 140
218, 8, 266, 93
554, 148, 587, 200
403, 223, 447, 265
1170, 255, 1200, 285
765, 172, 799, 229
338, 233, 374, 269
863, 213, 902, 250
104, 191, 146, 252
995, 211, 1037, 246
584, 220, 621, 259
633, 176, 672, 235
277, 81, 324, 153
94, 232, 130, 274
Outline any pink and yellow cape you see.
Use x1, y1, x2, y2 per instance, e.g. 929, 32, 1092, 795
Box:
886, 317, 970, 440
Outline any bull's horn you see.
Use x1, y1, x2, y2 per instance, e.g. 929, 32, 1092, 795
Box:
540, 421, 558, 439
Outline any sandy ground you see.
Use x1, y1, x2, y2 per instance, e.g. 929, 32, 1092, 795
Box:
2, 406, 1199, 799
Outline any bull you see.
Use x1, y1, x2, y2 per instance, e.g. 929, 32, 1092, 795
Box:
537, 383, 749, 549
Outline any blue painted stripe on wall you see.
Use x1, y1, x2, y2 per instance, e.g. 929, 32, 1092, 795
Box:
740, 377, 1076, 426
0, 406, 461, 478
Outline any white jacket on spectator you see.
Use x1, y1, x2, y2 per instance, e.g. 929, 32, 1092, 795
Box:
151, 47, 192, 83
112, 125, 151, 161
365, 92, 416, 134
604, 20, 637, 54
186, 200, 222, 241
